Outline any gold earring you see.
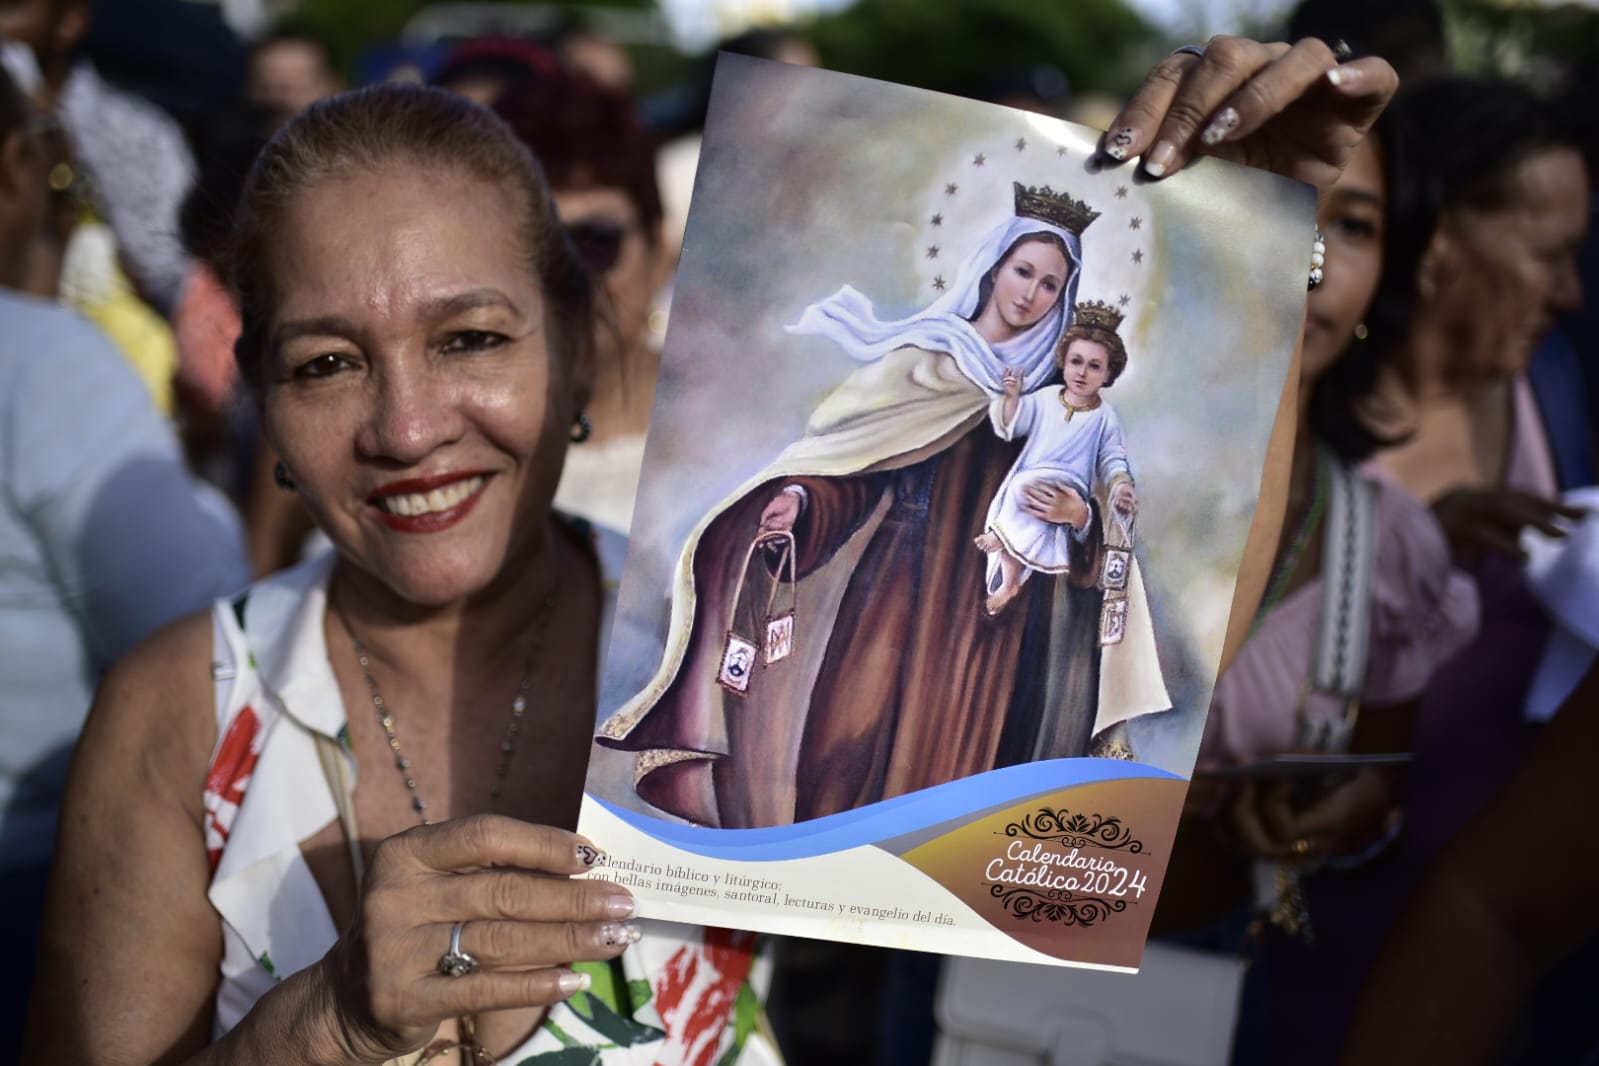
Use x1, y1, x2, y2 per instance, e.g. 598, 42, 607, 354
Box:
1353, 322, 1369, 341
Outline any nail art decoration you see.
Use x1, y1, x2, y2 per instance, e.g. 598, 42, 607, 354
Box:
1201, 106, 1240, 146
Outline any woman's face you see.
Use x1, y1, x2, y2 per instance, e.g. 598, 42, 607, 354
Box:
1304, 135, 1386, 382
1430, 146, 1589, 383
990, 238, 1070, 335
261, 164, 587, 606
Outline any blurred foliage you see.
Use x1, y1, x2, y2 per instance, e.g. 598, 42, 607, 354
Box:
802, 0, 1160, 101
1443, 0, 1599, 87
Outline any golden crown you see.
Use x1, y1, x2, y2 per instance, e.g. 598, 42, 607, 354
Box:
1073, 299, 1124, 332
1013, 182, 1101, 235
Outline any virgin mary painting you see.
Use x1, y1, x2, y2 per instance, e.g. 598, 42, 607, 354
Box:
597, 183, 1171, 829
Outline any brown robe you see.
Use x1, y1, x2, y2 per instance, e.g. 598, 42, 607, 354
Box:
599, 419, 1105, 829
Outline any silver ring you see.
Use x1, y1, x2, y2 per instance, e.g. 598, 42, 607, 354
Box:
1171, 44, 1205, 59
438, 921, 478, 978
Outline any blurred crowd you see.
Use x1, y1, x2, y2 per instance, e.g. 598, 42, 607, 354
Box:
0, 0, 1594, 1063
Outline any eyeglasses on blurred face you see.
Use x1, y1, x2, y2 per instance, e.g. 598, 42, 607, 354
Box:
563, 218, 635, 277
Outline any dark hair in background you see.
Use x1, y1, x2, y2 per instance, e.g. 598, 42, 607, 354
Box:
1287, 0, 1445, 85
0, 62, 27, 139
431, 37, 561, 103
1306, 108, 1425, 462
224, 83, 592, 390
493, 63, 662, 240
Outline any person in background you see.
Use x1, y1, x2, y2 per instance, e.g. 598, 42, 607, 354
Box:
496, 62, 669, 532
0, 65, 249, 1062
246, 25, 343, 131
431, 36, 558, 109
1262, 77, 1593, 1063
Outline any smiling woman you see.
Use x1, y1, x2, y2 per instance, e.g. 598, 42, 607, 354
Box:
23, 84, 775, 1066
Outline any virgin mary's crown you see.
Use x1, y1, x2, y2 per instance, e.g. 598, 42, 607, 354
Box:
1013, 182, 1101, 235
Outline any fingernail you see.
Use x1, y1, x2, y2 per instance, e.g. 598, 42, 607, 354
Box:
1143, 140, 1177, 178
1327, 65, 1357, 89
599, 922, 643, 947
1103, 127, 1136, 162
557, 970, 591, 996
575, 843, 605, 867
605, 893, 636, 919
1201, 106, 1240, 146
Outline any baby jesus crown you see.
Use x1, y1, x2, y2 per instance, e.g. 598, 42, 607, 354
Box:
1073, 299, 1124, 332
1013, 182, 1101, 235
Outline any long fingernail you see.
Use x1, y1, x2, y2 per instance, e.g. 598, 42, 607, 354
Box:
576, 843, 605, 867
1143, 140, 1177, 178
557, 970, 592, 996
605, 893, 636, 919
1201, 107, 1240, 146
1104, 127, 1136, 161
599, 922, 643, 947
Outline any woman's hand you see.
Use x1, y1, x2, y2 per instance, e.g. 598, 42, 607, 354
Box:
321, 816, 635, 1063
758, 487, 803, 540
1432, 488, 1587, 563
1001, 367, 1023, 399
1022, 480, 1090, 530
1102, 36, 1398, 192
1216, 772, 1398, 861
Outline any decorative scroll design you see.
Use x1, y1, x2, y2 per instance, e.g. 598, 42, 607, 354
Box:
989, 885, 1128, 927
1003, 807, 1145, 853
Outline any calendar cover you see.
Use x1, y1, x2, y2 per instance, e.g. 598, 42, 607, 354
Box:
578, 55, 1312, 970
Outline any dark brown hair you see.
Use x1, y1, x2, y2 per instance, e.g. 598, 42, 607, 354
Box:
224, 82, 592, 389
1057, 322, 1127, 386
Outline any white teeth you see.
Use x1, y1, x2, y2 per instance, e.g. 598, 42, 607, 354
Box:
378, 476, 484, 517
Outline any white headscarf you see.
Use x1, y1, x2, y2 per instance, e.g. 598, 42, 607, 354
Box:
787, 215, 1084, 393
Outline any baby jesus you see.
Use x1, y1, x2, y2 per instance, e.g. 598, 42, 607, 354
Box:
975, 300, 1139, 615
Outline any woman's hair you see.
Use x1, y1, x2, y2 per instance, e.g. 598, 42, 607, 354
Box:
1057, 323, 1127, 387
1311, 79, 1582, 462
494, 64, 662, 240
224, 82, 592, 390
973, 231, 1069, 324
1306, 109, 1426, 462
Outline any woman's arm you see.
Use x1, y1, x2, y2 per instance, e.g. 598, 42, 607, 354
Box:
24, 614, 244, 1063
1339, 663, 1599, 1066
26, 616, 639, 1066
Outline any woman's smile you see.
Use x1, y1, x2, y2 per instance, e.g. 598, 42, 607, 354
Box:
368, 471, 493, 532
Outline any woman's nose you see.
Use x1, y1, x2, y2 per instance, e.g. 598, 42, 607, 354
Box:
358, 363, 463, 463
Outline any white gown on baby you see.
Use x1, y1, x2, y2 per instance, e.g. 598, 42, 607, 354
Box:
983, 386, 1130, 592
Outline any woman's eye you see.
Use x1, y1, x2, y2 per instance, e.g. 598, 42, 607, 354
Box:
1329, 215, 1378, 240
293, 353, 350, 380
1043, 280, 1059, 293
442, 330, 507, 354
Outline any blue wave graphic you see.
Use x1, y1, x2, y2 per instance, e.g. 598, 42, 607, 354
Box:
589, 758, 1181, 860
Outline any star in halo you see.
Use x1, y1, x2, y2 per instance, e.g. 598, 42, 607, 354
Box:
1117, 294, 1131, 308
945, 182, 958, 196
1015, 137, 1027, 151
972, 153, 986, 167
1129, 216, 1143, 230
1115, 185, 1129, 199
926, 245, 941, 259
1130, 249, 1144, 265
930, 212, 943, 226
933, 276, 947, 291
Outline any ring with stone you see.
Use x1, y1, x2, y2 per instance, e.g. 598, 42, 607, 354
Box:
437, 921, 479, 978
